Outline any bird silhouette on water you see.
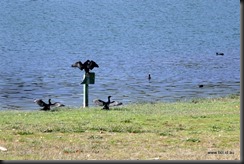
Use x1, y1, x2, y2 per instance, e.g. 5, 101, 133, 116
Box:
148, 74, 151, 81
93, 96, 123, 110
198, 85, 204, 88
34, 99, 65, 111
71, 60, 99, 74
216, 52, 224, 56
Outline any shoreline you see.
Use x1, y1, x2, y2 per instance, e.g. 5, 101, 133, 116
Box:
0, 92, 240, 111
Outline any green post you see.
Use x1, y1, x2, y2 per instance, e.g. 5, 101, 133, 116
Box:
81, 72, 95, 108
83, 83, 89, 108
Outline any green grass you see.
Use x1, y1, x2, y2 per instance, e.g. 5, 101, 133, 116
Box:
0, 94, 240, 160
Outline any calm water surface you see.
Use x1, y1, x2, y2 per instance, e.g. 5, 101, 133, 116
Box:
0, 0, 240, 110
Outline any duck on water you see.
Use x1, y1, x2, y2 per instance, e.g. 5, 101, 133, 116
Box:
148, 74, 151, 81
216, 52, 224, 56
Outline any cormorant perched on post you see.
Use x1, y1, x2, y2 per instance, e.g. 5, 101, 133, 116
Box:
71, 60, 99, 74
93, 96, 123, 110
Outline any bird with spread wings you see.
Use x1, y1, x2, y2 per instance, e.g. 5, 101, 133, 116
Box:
34, 99, 65, 111
93, 96, 123, 110
71, 60, 99, 74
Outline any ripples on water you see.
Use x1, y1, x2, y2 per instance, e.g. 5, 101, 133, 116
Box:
0, 0, 240, 110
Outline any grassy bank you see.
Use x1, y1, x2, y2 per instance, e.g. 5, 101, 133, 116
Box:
0, 94, 240, 160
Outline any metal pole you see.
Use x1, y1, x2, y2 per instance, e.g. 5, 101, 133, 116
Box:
83, 73, 89, 108
83, 83, 88, 107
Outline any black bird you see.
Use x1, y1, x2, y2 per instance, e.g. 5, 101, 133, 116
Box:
34, 99, 51, 111
148, 74, 151, 81
198, 85, 204, 88
34, 99, 65, 111
216, 52, 224, 56
48, 99, 65, 108
93, 96, 123, 110
71, 60, 99, 74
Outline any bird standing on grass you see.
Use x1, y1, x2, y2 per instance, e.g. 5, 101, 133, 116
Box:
93, 96, 123, 110
34, 99, 65, 111
34, 99, 51, 111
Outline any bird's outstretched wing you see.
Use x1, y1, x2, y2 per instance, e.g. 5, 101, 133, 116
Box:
109, 101, 123, 107
49, 99, 65, 107
93, 99, 105, 106
89, 60, 99, 70
51, 102, 65, 107
71, 61, 84, 71
34, 99, 47, 107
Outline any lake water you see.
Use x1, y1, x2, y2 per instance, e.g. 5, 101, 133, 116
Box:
0, 0, 240, 110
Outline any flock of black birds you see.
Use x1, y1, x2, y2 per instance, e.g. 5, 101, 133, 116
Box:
34, 52, 223, 110
34, 59, 122, 111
